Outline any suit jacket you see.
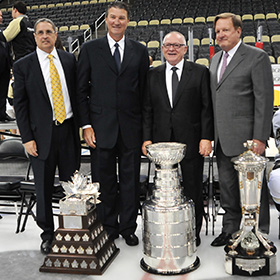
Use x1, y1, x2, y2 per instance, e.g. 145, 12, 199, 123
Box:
210, 42, 274, 156
13, 49, 81, 162
77, 36, 149, 149
0, 41, 10, 76
143, 60, 214, 159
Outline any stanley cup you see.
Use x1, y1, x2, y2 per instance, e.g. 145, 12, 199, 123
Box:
140, 142, 200, 275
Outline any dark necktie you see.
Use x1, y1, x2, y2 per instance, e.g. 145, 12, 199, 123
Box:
171, 66, 179, 104
114, 42, 121, 72
219, 52, 229, 82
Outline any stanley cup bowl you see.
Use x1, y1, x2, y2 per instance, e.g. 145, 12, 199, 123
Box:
146, 142, 187, 168
141, 142, 200, 275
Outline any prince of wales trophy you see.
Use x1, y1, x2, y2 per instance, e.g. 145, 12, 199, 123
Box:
225, 140, 276, 276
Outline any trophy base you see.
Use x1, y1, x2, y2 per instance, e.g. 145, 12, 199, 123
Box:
140, 257, 200, 275
40, 248, 120, 275
225, 245, 277, 276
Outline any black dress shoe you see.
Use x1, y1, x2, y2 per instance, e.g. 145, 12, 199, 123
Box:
196, 236, 201, 247
123, 233, 139, 246
108, 233, 119, 241
0, 113, 15, 122
40, 239, 52, 255
211, 232, 232, 247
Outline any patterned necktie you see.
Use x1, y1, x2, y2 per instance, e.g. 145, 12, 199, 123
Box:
114, 43, 121, 72
171, 66, 179, 104
219, 52, 229, 82
47, 54, 66, 124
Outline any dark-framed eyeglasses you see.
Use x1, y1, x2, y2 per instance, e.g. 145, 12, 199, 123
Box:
163, 43, 185, 49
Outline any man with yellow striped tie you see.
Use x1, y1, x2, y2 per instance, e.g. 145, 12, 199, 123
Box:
13, 18, 81, 255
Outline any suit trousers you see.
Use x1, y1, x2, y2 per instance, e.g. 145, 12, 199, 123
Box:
30, 118, 78, 241
180, 155, 204, 238
0, 68, 10, 118
91, 130, 141, 238
216, 141, 270, 234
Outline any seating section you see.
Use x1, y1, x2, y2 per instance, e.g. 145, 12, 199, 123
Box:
1, 0, 280, 62
1, 1, 108, 50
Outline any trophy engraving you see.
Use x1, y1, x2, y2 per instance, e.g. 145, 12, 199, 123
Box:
40, 171, 119, 275
224, 140, 277, 276
140, 142, 200, 275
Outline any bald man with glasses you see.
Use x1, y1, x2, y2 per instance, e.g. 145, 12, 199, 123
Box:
142, 31, 214, 247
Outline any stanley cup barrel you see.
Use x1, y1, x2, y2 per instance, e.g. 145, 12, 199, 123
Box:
140, 142, 200, 275
225, 140, 277, 276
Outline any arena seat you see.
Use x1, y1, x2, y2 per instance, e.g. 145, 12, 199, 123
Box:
195, 58, 209, 67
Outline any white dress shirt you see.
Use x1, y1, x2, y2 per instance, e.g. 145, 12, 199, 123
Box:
36, 46, 73, 120
107, 33, 125, 62
217, 40, 242, 82
165, 59, 184, 107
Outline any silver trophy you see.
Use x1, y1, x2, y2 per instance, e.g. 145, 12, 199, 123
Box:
225, 140, 277, 276
140, 142, 200, 275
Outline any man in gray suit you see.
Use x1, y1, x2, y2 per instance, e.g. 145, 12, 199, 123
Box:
210, 13, 274, 246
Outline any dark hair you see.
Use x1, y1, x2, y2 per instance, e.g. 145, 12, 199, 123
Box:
55, 35, 64, 50
214, 12, 242, 30
34, 18, 57, 33
13, 1, 27, 14
106, 1, 130, 19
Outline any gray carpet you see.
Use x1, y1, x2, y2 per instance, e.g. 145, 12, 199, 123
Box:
0, 250, 93, 280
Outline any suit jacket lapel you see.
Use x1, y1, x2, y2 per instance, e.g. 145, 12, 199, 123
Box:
58, 50, 72, 96
31, 53, 50, 101
217, 43, 245, 88
173, 60, 192, 107
120, 38, 133, 75
211, 51, 223, 88
157, 64, 171, 108
99, 36, 119, 74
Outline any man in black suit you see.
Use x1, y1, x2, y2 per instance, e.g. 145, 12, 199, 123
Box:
13, 18, 80, 254
142, 31, 214, 246
0, 10, 12, 122
77, 1, 149, 246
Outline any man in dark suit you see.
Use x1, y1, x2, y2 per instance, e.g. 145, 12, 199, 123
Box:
77, 1, 149, 246
142, 31, 214, 247
209, 13, 274, 246
0, 10, 12, 122
13, 18, 81, 254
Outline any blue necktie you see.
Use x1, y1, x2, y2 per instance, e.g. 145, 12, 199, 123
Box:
114, 43, 121, 72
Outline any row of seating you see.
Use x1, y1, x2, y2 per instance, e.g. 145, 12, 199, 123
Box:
0, 0, 113, 11
2, 0, 280, 61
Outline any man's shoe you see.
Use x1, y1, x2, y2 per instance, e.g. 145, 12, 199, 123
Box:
108, 233, 119, 241
40, 240, 52, 255
123, 233, 139, 246
0, 113, 15, 122
211, 232, 232, 247
196, 236, 201, 247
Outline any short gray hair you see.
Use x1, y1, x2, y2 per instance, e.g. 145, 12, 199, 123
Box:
163, 31, 186, 45
34, 18, 56, 33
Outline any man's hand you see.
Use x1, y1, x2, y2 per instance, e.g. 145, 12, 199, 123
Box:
199, 139, 212, 157
83, 127, 96, 149
24, 140, 38, 157
142, 140, 152, 156
252, 139, 265, 155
